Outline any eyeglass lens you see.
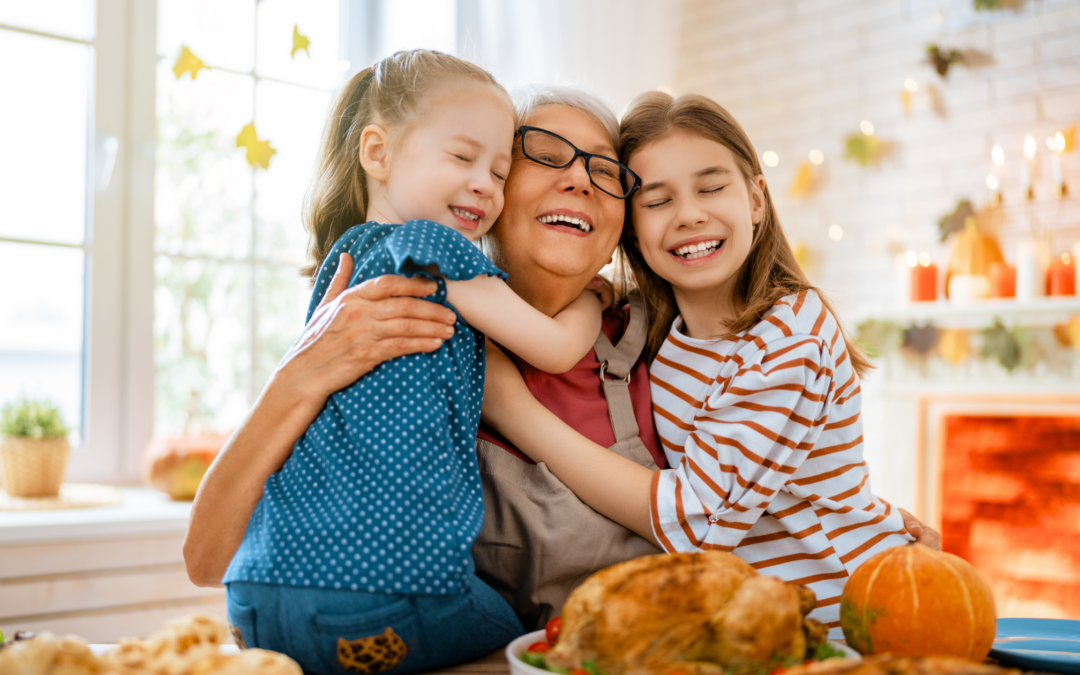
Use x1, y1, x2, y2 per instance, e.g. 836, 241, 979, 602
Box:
522, 130, 635, 197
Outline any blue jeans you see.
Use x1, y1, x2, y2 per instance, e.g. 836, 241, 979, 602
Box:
226, 575, 524, 675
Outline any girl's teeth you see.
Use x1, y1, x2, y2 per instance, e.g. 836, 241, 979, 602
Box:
451, 207, 479, 221
538, 215, 592, 232
673, 240, 722, 258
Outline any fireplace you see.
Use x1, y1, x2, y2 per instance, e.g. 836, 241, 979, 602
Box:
933, 410, 1080, 619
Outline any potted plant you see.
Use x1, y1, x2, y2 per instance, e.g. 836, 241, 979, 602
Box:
1, 397, 71, 497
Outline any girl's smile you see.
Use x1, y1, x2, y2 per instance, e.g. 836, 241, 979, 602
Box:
668, 236, 725, 262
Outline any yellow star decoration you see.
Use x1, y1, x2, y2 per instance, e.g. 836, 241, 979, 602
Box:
173, 46, 209, 80
292, 24, 311, 59
236, 123, 277, 170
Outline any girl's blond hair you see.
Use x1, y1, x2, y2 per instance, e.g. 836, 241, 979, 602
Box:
618, 91, 871, 377
301, 49, 511, 279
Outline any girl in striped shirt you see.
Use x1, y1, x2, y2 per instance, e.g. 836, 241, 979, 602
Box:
481, 92, 913, 633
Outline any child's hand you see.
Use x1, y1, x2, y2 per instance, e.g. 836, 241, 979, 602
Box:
585, 275, 615, 312
281, 252, 458, 404
899, 508, 941, 550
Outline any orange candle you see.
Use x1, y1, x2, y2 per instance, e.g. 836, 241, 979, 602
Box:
1049, 253, 1075, 296
989, 262, 1016, 298
910, 253, 938, 302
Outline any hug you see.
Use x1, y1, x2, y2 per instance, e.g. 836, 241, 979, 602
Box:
183, 49, 939, 675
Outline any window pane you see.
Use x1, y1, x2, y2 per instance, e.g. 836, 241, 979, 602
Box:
0, 243, 84, 443
253, 80, 332, 265
157, 0, 254, 72
154, 255, 251, 436
156, 60, 254, 260
253, 263, 309, 395
0, 0, 94, 41
0, 31, 89, 245
255, 0, 342, 89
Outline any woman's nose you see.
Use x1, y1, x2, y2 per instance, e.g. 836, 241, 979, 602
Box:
557, 156, 592, 194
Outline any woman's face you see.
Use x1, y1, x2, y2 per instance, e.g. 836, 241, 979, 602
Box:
488, 105, 625, 284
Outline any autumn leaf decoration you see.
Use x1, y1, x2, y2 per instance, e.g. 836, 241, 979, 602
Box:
980, 320, 1024, 371
901, 324, 939, 356
925, 44, 965, 77
937, 199, 976, 242
236, 123, 277, 170
788, 161, 818, 198
856, 320, 900, 359
292, 25, 311, 59
173, 46, 208, 80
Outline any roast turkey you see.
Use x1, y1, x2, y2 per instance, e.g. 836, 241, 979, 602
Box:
546, 551, 826, 675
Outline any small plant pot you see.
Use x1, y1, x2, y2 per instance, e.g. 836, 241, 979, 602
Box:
1, 436, 70, 497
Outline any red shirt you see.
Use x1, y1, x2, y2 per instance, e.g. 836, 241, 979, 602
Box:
477, 301, 666, 469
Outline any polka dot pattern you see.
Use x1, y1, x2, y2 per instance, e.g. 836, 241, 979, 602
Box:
224, 220, 508, 595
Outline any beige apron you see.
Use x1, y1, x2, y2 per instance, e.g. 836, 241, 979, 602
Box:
473, 293, 663, 631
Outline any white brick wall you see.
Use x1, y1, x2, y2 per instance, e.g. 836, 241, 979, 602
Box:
675, 0, 1080, 317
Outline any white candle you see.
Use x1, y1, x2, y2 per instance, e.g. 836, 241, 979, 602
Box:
1016, 238, 1047, 300
991, 145, 1004, 205
1050, 132, 1067, 198
1021, 134, 1036, 200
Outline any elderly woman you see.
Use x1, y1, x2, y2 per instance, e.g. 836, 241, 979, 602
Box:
184, 84, 938, 632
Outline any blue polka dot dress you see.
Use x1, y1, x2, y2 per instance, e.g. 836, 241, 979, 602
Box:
224, 220, 507, 596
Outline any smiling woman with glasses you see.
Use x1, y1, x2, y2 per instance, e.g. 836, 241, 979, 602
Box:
517, 125, 641, 199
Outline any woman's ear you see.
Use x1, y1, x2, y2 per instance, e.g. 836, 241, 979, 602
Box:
358, 124, 392, 181
749, 174, 768, 225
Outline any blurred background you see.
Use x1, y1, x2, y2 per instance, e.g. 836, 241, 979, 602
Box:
0, 0, 1078, 639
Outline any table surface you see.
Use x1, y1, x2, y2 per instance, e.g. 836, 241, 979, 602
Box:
424, 648, 510, 675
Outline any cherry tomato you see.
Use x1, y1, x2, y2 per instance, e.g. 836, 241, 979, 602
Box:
527, 641, 552, 654
545, 616, 563, 645
569, 669, 590, 675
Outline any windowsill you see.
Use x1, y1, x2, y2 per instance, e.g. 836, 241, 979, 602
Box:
0, 487, 191, 545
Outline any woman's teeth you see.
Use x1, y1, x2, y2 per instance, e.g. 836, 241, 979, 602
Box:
673, 240, 722, 259
538, 214, 592, 233
451, 207, 479, 221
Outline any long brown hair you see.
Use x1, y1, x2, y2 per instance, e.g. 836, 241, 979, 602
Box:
301, 49, 511, 279
618, 91, 871, 376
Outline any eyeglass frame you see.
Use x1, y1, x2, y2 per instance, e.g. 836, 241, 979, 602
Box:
515, 126, 641, 200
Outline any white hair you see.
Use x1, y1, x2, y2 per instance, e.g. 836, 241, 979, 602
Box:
512, 84, 621, 152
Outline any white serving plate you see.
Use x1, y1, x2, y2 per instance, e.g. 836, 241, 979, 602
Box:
507, 629, 860, 675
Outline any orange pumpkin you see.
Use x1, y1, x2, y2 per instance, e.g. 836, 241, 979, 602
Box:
840, 543, 996, 661
945, 218, 1004, 299
145, 433, 229, 500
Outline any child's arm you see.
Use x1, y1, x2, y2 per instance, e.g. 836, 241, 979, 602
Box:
481, 339, 658, 543
447, 276, 602, 373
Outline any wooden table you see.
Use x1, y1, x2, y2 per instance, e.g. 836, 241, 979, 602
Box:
422, 647, 510, 675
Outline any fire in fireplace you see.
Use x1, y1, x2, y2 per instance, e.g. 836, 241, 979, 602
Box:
940, 414, 1080, 619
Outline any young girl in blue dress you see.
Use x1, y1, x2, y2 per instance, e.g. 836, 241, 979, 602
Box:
223, 50, 609, 675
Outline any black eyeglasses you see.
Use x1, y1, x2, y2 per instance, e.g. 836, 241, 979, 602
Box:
516, 126, 640, 199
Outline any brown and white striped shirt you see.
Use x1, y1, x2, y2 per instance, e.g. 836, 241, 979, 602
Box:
649, 290, 911, 631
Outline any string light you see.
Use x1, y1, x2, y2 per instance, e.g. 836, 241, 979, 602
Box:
860, 120, 875, 135
762, 151, 779, 167
808, 149, 824, 165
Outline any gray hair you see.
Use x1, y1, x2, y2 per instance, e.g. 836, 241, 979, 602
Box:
512, 84, 621, 153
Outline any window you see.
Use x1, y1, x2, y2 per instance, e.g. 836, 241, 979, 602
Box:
0, 0, 151, 481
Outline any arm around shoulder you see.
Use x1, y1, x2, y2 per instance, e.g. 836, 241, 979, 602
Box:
447, 276, 602, 373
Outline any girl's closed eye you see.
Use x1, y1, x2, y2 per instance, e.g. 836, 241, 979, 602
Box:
702, 185, 725, 194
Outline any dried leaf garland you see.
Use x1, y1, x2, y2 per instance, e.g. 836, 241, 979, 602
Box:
901, 324, 939, 355
788, 161, 818, 198
938, 328, 971, 365
980, 320, 1023, 371
926, 44, 965, 77
856, 320, 901, 359
937, 199, 976, 242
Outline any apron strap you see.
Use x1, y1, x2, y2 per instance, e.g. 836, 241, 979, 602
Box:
593, 292, 648, 443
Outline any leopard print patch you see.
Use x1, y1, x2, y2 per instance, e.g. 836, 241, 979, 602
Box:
229, 623, 247, 650
336, 627, 408, 674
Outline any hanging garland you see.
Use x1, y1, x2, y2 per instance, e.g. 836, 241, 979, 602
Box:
173, 46, 208, 80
